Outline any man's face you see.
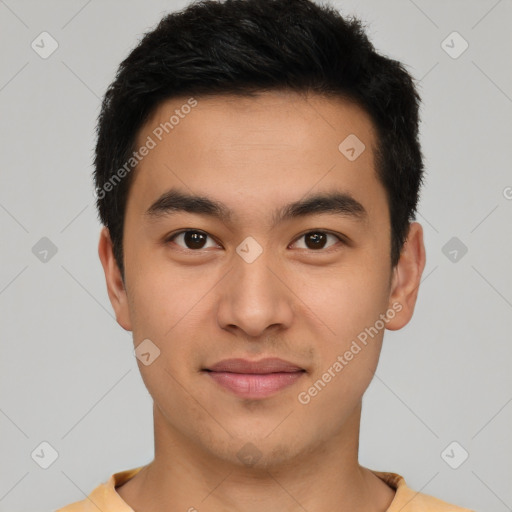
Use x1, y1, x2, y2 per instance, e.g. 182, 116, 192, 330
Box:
101, 91, 421, 468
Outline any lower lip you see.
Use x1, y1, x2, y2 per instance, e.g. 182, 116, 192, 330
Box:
205, 371, 305, 399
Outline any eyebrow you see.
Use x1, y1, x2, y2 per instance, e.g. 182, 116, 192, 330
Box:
144, 187, 368, 227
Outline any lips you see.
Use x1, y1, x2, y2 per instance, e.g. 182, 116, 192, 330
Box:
205, 357, 305, 374
203, 358, 306, 399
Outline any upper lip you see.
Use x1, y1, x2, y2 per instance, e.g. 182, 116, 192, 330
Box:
205, 357, 305, 374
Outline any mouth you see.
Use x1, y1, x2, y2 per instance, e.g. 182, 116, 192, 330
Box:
202, 357, 306, 399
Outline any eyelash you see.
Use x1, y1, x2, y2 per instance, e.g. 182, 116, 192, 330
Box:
164, 229, 346, 252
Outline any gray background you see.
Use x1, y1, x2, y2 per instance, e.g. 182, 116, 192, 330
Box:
0, 1, 511, 511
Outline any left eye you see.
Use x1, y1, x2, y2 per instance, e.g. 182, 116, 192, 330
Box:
291, 231, 342, 250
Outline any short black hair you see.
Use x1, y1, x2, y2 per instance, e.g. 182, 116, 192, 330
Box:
94, 0, 424, 278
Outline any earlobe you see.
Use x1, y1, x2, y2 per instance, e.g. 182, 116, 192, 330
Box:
97, 226, 132, 331
386, 222, 426, 331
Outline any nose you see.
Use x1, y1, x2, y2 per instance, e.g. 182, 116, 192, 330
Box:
216, 247, 294, 339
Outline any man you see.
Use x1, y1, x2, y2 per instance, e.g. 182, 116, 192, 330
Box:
57, 0, 474, 510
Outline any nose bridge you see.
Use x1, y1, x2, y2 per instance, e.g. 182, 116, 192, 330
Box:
216, 242, 293, 337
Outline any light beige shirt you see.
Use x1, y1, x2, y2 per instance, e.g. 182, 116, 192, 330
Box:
56, 466, 475, 511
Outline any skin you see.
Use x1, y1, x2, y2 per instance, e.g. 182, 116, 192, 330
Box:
98, 90, 426, 512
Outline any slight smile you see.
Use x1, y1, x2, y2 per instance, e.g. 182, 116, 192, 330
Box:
202, 357, 307, 399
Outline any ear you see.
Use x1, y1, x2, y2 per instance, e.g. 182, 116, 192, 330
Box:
385, 222, 426, 331
97, 226, 132, 331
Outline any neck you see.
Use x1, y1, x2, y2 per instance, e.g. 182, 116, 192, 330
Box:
116, 401, 395, 512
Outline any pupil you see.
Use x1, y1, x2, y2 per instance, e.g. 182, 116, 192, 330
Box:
185, 231, 206, 249
305, 232, 326, 249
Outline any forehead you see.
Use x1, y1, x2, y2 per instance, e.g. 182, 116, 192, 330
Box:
139, 90, 377, 158
128, 90, 386, 229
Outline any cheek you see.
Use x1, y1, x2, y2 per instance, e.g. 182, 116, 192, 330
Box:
291, 255, 391, 395
294, 272, 389, 430
291, 259, 391, 340
125, 253, 216, 378
125, 250, 208, 341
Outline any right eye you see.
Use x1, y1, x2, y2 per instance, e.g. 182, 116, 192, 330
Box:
165, 230, 221, 251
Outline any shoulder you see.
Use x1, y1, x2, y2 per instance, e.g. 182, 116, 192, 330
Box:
371, 470, 476, 512
55, 500, 89, 512
55, 466, 145, 512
